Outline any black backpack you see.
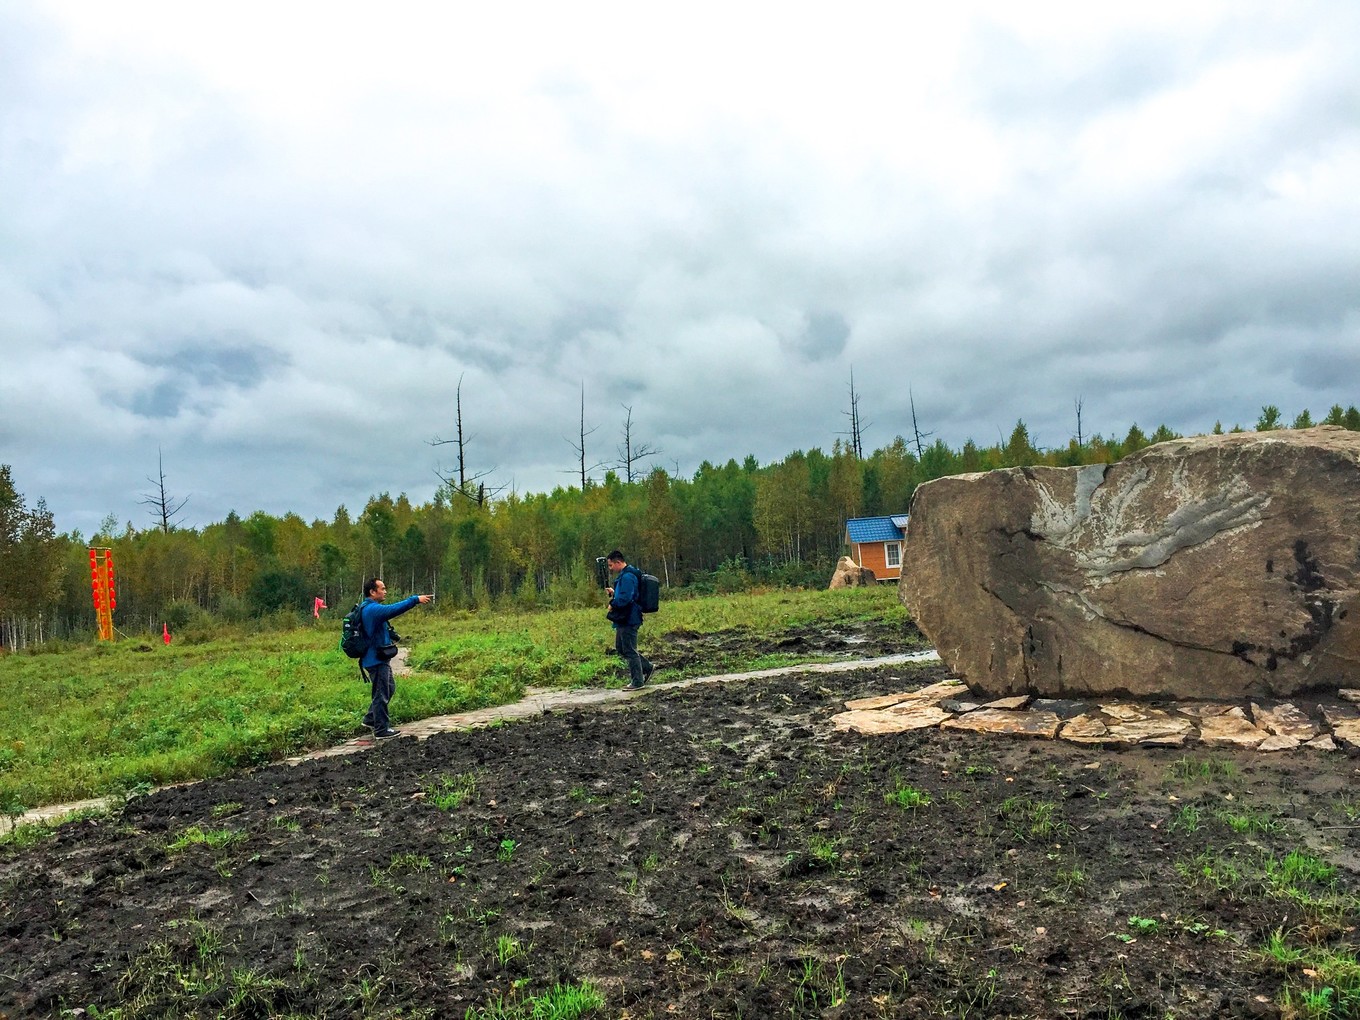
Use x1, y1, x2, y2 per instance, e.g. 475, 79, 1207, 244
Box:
340, 599, 371, 659
629, 566, 661, 614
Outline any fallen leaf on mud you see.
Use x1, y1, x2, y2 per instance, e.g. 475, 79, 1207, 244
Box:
1304, 969, 1319, 978
666, 949, 683, 962
992, 882, 1008, 891
267, 797, 277, 805
1035, 927, 1046, 935
1084, 762, 1102, 769
640, 949, 655, 961
410, 792, 426, 800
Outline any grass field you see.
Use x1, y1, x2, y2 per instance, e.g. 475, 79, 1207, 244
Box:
0, 586, 906, 812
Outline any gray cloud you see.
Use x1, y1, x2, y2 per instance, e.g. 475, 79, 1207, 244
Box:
1, 4, 1357, 536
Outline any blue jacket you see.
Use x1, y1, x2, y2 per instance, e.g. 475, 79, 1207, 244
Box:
360, 596, 421, 668
609, 566, 644, 628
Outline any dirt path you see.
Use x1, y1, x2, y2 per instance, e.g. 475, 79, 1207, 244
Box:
2, 651, 941, 832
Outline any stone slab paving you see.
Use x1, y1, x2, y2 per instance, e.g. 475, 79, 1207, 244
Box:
832, 678, 1360, 755
2, 650, 942, 833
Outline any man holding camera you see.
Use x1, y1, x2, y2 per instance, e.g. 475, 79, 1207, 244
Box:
605, 550, 654, 691
360, 578, 433, 737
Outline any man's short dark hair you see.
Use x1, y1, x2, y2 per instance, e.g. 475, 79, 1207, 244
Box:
606, 550, 626, 563
364, 577, 383, 598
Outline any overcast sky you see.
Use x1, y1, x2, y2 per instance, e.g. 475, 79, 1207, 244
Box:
3, 2, 1357, 537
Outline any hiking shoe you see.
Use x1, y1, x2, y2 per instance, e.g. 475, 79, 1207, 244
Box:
374, 728, 402, 738
362, 714, 374, 727
642, 663, 655, 683
624, 681, 645, 691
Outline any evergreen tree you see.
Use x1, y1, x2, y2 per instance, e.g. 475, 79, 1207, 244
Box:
1123, 423, 1149, 453
1001, 421, 1039, 467
1256, 405, 1282, 431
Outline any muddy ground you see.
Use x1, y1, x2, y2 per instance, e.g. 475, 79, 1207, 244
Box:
4, 623, 1360, 1019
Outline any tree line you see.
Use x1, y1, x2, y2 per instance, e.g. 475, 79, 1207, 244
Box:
3, 402, 1357, 647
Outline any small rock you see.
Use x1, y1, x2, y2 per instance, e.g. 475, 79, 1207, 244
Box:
1198, 712, 1268, 749
1250, 702, 1318, 740
1257, 734, 1302, 752
982, 695, 1031, 711
942, 709, 1060, 739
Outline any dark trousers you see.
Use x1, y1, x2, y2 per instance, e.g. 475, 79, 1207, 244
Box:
366, 662, 395, 731
614, 625, 652, 686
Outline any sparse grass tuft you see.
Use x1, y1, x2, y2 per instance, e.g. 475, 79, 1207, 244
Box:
1167, 755, 1236, 783
1259, 929, 1360, 1019
1000, 797, 1065, 840
885, 783, 932, 810
165, 826, 245, 854
426, 772, 478, 811
463, 979, 604, 1019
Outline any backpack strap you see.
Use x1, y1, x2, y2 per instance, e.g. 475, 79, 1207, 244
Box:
358, 598, 374, 684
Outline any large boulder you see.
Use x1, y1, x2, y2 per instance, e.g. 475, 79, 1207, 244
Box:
900, 427, 1360, 700
829, 556, 876, 589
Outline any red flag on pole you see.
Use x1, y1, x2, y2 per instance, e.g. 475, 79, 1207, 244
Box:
163, 622, 171, 645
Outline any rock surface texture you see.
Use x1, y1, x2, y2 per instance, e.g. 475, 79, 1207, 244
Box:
829, 555, 877, 588
899, 427, 1360, 699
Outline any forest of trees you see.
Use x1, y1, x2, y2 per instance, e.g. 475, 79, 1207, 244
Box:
3, 403, 1358, 648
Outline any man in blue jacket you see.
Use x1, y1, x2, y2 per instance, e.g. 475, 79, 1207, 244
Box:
605, 550, 654, 691
360, 578, 433, 737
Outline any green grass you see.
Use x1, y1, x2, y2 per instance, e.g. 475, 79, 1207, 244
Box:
165, 825, 247, 854
1167, 755, 1237, 783
425, 772, 479, 810
1000, 797, 1066, 841
885, 782, 933, 810
1259, 930, 1360, 1019
1, 586, 908, 810
463, 979, 605, 1019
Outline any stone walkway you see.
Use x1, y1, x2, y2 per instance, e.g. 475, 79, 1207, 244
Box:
833, 677, 1360, 753
3, 650, 941, 833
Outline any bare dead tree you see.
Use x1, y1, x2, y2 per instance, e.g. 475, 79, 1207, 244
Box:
838, 366, 871, 458
617, 404, 661, 483
139, 448, 189, 533
429, 373, 503, 506
1073, 397, 1085, 448
563, 382, 607, 488
908, 388, 935, 460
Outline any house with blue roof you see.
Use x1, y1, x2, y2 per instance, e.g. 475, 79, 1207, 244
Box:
844, 515, 909, 581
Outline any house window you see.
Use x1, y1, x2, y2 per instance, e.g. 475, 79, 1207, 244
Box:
885, 542, 901, 568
